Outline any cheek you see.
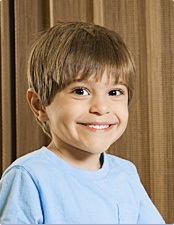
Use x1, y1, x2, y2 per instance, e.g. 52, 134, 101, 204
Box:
116, 104, 129, 124
124, 107, 129, 120
124, 110, 129, 127
57, 105, 81, 129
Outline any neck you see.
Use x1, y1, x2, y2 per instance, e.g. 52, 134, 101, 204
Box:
47, 141, 102, 171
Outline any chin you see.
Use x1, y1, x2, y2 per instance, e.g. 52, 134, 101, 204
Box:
83, 143, 112, 154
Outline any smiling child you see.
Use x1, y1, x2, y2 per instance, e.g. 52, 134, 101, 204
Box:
0, 22, 165, 224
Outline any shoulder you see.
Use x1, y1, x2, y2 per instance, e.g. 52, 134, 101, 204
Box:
2, 147, 49, 178
0, 150, 44, 224
105, 153, 140, 181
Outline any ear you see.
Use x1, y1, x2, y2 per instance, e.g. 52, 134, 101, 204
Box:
27, 88, 49, 122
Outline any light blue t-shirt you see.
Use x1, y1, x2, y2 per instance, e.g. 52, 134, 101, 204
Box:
0, 147, 165, 224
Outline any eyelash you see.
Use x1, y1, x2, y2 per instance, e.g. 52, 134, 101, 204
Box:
72, 87, 124, 96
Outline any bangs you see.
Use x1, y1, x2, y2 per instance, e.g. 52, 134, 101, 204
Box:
51, 24, 135, 92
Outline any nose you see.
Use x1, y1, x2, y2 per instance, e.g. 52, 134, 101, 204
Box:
89, 96, 110, 115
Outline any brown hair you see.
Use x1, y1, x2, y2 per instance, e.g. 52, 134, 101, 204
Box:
28, 21, 136, 138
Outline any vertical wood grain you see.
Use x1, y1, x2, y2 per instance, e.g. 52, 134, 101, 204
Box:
1, 0, 16, 171
49, 0, 93, 26
14, 0, 50, 158
161, 1, 174, 220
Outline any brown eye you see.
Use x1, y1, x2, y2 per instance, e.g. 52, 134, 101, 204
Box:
108, 89, 123, 96
73, 88, 89, 95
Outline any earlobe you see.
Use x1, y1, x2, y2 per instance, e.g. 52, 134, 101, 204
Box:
27, 88, 49, 122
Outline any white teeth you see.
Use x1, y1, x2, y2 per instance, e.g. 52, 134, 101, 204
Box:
85, 124, 110, 129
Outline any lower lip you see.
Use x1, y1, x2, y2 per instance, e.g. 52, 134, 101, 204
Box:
78, 124, 115, 132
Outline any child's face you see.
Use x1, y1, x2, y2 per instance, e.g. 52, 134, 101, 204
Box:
45, 71, 129, 154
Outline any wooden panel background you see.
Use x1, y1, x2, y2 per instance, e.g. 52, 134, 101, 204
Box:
0, 0, 174, 223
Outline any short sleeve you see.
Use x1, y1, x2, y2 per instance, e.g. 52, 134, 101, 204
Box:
0, 166, 43, 224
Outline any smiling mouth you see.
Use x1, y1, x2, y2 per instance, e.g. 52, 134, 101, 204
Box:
79, 123, 115, 132
82, 124, 111, 129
